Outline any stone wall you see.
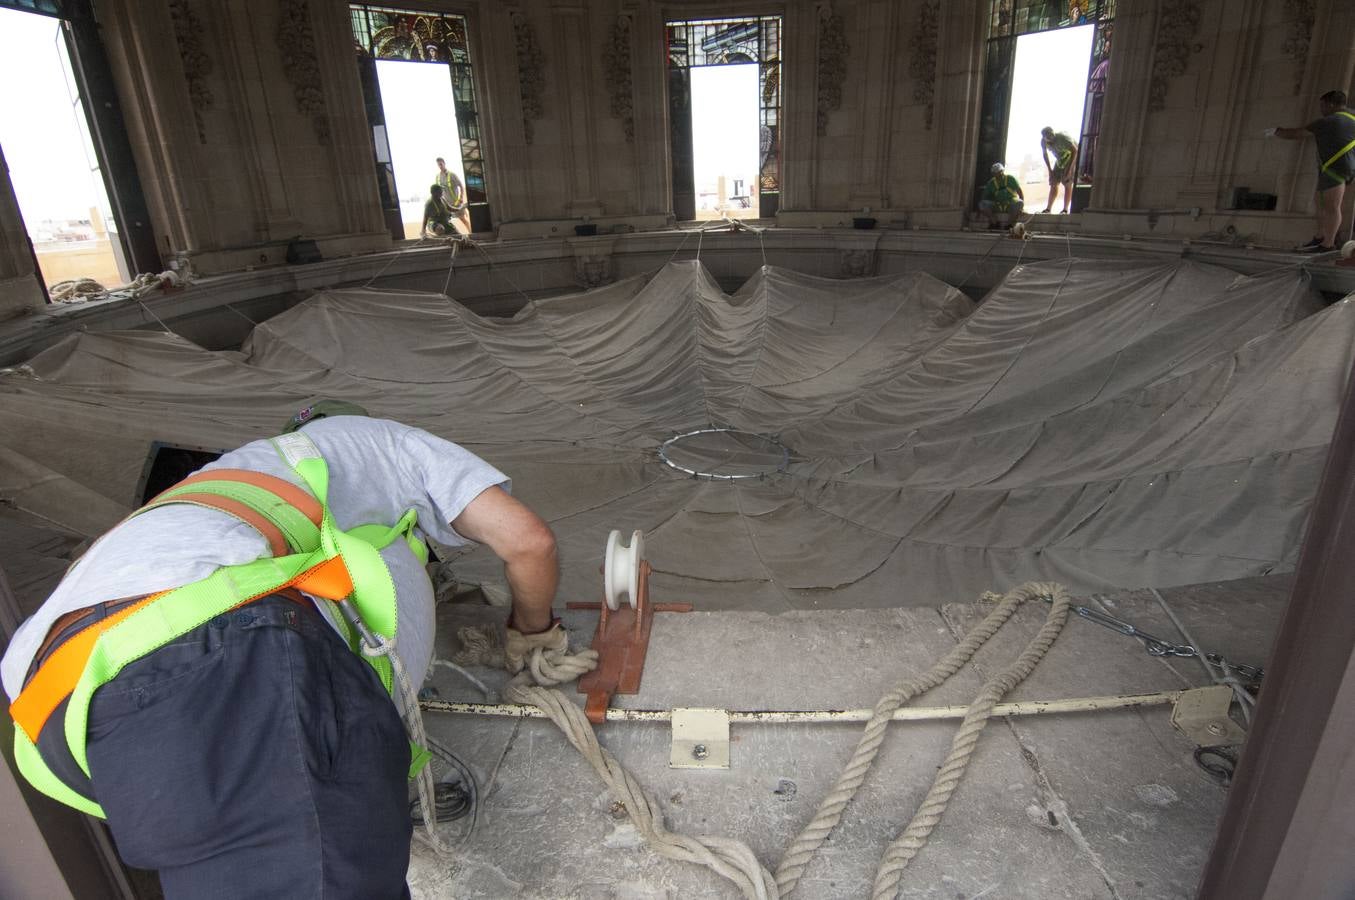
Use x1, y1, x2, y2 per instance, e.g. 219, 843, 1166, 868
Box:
93, 0, 393, 274
0, 0, 1352, 295
0, 149, 44, 322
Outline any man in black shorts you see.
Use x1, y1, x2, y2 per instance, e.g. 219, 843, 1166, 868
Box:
1270, 89, 1355, 253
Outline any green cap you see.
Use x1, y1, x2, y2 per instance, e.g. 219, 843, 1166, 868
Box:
283, 400, 370, 433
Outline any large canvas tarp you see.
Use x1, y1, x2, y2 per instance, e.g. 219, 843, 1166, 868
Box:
0, 259, 1348, 611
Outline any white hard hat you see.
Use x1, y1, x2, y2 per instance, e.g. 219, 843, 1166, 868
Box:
990, 163, 1005, 174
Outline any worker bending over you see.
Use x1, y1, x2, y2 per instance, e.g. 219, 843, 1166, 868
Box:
1040, 126, 1079, 214
4, 401, 565, 898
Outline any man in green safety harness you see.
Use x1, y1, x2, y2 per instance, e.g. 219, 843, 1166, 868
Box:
3, 401, 565, 898
1269, 89, 1355, 253
979, 162, 1026, 229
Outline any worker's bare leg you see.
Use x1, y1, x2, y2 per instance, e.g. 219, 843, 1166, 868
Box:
1316, 184, 1345, 247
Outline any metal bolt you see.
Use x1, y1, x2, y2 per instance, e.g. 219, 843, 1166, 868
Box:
1207, 723, 1224, 735
692, 744, 709, 761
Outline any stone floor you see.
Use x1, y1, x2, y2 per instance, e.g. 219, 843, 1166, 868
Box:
406, 575, 1287, 900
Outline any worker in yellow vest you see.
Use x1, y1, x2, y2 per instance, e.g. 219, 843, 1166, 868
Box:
1040, 126, 1078, 214
434, 156, 471, 235
1269, 89, 1355, 253
4, 401, 565, 898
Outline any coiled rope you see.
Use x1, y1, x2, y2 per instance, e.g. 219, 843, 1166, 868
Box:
463, 580, 1071, 899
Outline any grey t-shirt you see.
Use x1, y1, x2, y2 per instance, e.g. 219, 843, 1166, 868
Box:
1, 417, 508, 704
1305, 109, 1355, 179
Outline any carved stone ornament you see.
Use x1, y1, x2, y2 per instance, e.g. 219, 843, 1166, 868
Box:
277, 0, 331, 144
1281, 0, 1314, 96
574, 251, 613, 288
815, 7, 848, 137
839, 248, 875, 278
602, 15, 634, 141
907, 0, 939, 129
168, 0, 214, 143
513, 13, 546, 144
1148, 0, 1201, 112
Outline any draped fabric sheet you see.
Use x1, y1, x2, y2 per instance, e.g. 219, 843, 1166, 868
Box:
0, 259, 1347, 611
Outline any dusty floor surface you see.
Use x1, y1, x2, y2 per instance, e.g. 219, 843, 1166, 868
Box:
406, 576, 1286, 899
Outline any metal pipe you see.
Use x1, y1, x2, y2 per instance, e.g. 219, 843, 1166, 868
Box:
420, 689, 1184, 723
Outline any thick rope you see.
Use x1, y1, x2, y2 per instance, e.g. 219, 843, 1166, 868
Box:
452, 623, 506, 668
869, 583, 1070, 899
450, 581, 1070, 898
362, 633, 450, 855
775, 581, 1070, 897
502, 639, 779, 899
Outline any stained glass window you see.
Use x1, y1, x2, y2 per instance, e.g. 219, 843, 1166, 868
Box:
0, 0, 63, 17
350, 5, 486, 204
666, 17, 781, 203
989, 0, 1114, 38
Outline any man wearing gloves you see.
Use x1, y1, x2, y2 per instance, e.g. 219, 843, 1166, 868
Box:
4, 400, 564, 899
1268, 89, 1355, 253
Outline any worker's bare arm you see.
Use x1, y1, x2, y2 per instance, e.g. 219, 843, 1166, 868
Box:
451, 486, 558, 633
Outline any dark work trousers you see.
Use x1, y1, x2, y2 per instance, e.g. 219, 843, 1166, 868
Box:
83, 594, 412, 899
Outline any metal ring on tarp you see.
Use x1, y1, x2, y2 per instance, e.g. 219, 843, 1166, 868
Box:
658, 428, 791, 481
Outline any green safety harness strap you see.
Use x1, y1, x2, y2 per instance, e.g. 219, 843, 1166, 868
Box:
1320, 111, 1355, 183
139, 479, 322, 552
14, 432, 428, 818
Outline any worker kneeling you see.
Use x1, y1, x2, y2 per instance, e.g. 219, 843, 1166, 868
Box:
979, 162, 1025, 229
3, 401, 564, 898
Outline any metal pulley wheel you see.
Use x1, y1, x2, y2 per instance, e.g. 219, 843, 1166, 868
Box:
603, 529, 644, 611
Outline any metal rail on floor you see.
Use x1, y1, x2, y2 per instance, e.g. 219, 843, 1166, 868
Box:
420, 688, 1184, 723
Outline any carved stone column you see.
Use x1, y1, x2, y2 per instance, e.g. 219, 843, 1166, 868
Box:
209, 0, 301, 243
478, 4, 534, 223
925, 0, 986, 210
779, 0, 820, 212
1087, 1, 1159, 210
846, 0, 897, 212
0, 152, 45, 320
549, 1, 604, 217
1175, 0, 1264, 210
308, 1, 387, 239
97, 0, 389, 271
98, 0, 213, 256
627, 2, 671, 217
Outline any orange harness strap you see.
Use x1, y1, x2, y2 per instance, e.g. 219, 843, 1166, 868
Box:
155, 469, 324, 524
10, 593, 165, 742
11, 469, 336, 744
